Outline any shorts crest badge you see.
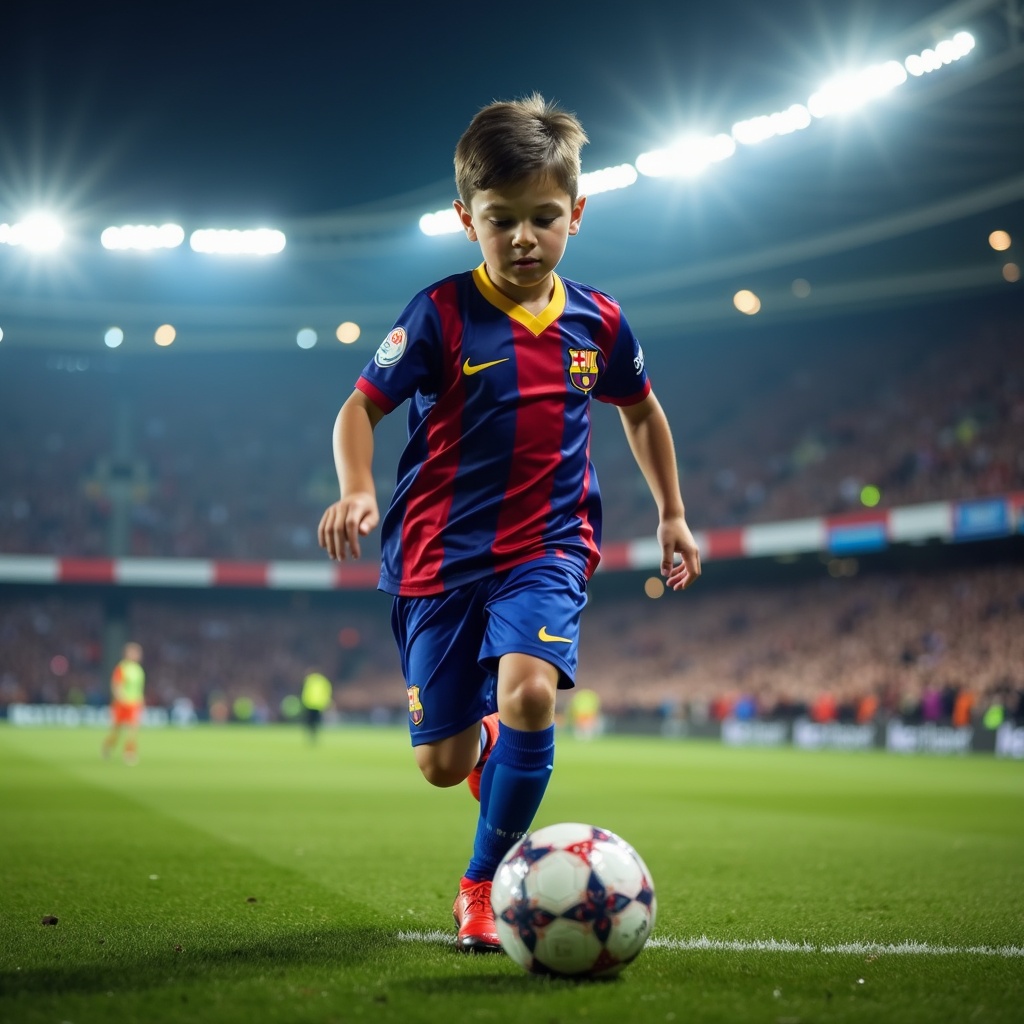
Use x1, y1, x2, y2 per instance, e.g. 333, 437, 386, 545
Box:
568, 348, 599, 393
407, 685, 424, 726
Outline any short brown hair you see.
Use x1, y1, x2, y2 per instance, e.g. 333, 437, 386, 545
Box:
454, 93, 589, 206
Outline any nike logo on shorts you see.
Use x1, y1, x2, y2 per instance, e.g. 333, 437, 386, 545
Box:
462, 357, 510, 376
537, 626, 572, 644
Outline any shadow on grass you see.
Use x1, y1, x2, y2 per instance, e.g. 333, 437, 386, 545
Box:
399, 964, 624, 994
0, 925, 384, 998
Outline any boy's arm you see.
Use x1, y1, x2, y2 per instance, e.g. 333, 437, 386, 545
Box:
617, 392, 701, 591
318, 389, 386, 561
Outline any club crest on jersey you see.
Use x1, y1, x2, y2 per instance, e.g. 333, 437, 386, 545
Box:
407, 685, 424, 726
568, 348, 599, 392
375, 327, 407, 368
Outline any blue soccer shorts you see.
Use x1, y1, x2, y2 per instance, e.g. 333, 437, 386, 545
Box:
390, 560, 588, 746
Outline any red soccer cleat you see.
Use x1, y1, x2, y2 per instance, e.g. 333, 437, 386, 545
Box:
452, 876, 502, 953
467, 713, 499, 802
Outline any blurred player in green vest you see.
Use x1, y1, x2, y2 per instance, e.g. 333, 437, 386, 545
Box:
568, 687, 602, 740
301, 669, 333, 743
101, 642, 145, 765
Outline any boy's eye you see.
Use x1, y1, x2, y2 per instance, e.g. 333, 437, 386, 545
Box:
488, 217, 558, 229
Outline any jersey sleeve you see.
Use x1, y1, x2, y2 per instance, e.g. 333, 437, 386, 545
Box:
355, 291, 443, 414
593, 308, 651, 407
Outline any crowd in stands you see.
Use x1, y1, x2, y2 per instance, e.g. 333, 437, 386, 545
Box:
3, 561, 1022, 730
2, 298, 1022, 738
0, 303, 1021, 561
579, 561, 1024, 728
597, 309, 1023, 534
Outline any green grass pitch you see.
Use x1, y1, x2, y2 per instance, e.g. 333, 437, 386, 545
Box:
1, 725, 1021, 1024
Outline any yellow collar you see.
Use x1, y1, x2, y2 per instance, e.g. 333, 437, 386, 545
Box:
472, 263, 565, 336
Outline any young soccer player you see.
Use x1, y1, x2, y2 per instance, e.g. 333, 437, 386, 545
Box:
318, 94, 701, 952
101, 641, 145, 765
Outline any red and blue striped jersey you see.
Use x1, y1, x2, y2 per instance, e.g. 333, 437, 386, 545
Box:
355, 264, 651, 596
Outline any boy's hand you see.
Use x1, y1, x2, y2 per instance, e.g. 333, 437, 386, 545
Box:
318, 493, 379, 560
658, 515, 701, 591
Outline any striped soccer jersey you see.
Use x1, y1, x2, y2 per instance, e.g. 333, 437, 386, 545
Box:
356, 263, 651, 596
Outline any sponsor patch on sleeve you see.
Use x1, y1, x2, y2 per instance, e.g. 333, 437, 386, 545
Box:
374, 327, 408, 368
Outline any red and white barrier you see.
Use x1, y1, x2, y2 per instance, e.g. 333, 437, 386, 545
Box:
0, 494, 1020, 589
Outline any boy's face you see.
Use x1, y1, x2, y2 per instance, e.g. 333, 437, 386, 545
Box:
454, 173, 585, 304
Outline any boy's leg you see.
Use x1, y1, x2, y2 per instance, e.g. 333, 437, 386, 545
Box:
391, 566, 584, 953
467, 713, 499, 801
391, 587, 504, 952
394, 585, 493, 785
453, 563, 586, 950
454, 653, 559, 952
465, 653, 557, 880
413, 720, 483, 786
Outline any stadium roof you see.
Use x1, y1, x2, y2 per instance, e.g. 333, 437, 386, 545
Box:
0, 0, 1022, 352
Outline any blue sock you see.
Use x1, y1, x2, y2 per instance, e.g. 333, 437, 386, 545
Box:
466, 723, 554, 882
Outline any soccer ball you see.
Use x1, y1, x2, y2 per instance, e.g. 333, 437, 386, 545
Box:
490, 822, 656, 978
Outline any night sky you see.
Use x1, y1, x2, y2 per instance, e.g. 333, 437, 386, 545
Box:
0, 0, 969, 218
0, 0, 1020, 349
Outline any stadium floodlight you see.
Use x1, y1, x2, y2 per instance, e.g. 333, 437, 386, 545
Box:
188, 227, 286, 255
808, 60, 908, 118
296, 328, 317, 349
101, 223, 184, 251
989, 230, 1012, 251
154, 324, 176, 346
0, 212, 65, 251
578, 163, 639, 195
104, 327, 125, 348
733, 289, 761, 315
732, 104, 812, 146
635, 134, 736, 178
905, 31, 975, 76
419, 209, 462, 236
336, 321, 360, 344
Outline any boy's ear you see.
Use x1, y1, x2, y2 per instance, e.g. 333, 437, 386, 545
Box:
567, 195, 587, 236
453, 200, 478, 241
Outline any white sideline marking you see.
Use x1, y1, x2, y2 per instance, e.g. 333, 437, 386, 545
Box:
651, 936, 1024, 957
397, 929, 461, 944
395, 930, 1024, 958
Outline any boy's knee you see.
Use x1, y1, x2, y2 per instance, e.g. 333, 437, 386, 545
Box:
414, 741, 475, 788
502, 672, 557, 725
418, 760, 467, 788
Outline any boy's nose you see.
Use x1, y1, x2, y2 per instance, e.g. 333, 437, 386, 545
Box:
512, 223, 536, 247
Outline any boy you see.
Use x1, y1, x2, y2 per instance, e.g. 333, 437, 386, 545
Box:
318, 94, 700, 952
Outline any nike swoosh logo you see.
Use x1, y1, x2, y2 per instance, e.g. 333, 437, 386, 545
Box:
538, 626, 572, 644
462, 357, 509, 376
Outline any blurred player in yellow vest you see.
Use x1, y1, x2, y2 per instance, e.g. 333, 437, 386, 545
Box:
101, 642, 145, 765
301, 669, 333, 744
568, 687, 602, 740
